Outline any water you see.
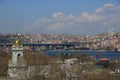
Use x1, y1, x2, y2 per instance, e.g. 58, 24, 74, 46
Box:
45, 50, 120, 60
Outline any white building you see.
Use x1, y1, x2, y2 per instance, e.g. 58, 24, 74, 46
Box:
7, 39, 27, 79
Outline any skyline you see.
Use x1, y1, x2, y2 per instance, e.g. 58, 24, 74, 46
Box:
0, 0, 120, 35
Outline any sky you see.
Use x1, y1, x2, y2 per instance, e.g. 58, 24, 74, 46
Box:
0, 0, 120, 35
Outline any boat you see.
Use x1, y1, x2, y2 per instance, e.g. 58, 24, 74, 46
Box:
114, 48, 120, 52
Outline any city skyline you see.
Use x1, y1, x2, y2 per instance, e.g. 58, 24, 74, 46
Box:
0, 0, 120, 35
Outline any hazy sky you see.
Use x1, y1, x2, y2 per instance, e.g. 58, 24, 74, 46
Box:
0, 0, 120, 34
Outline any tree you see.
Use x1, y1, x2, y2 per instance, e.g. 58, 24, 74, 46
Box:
0, 49, 11, 77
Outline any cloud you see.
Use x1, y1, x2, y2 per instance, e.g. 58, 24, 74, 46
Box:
25, 3, 120, 34
76, 12, 89, 22
47, 23, 65, 31
88, 14, 105, 22
52, 12, 65, 19
95, 3, 117, 14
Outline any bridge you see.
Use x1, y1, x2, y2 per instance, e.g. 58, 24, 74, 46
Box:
0, 43, 76, 50
0, 42, 93, 50
0, 43, 75, 47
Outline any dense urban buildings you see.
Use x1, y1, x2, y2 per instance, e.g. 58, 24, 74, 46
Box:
0, 32, 120, 51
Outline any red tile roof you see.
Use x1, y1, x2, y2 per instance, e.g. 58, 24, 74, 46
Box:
100, 58, 109, 61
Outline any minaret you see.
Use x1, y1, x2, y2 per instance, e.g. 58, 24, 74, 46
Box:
8, 38, 27, 79
108, 27, 114, 38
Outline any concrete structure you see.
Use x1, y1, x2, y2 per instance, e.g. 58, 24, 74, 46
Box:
7, 39, 27, 79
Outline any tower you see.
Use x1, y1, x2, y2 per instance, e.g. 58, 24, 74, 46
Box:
8, 39, 27, 79
108, 27, 114, 38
